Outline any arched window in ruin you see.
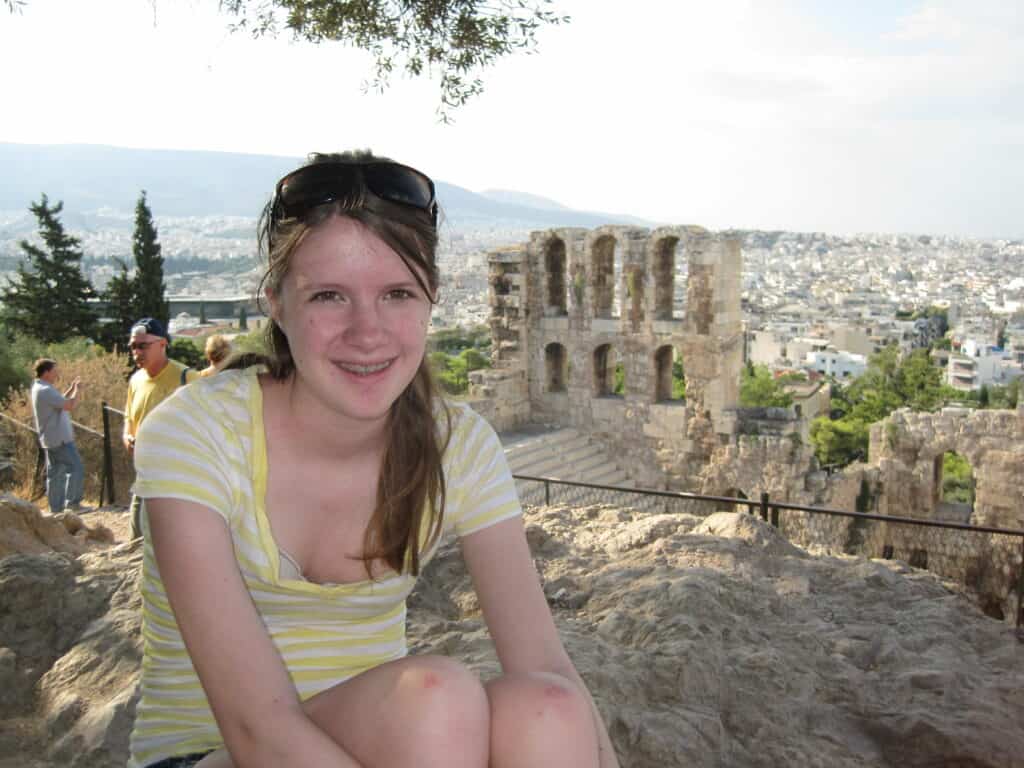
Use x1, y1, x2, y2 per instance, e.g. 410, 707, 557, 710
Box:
654, 345, 685, 402
591, 235, 618, 319
544, 237, 568, 315
493, 275, 511, 296
545, 342, 567, 393
653, 236, 680, 321
934, 450, 975, 514
674, 240, 688, 319
593, 343, 621, 397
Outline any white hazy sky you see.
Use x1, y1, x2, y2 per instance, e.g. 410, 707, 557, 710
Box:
1, 0, 1021, 238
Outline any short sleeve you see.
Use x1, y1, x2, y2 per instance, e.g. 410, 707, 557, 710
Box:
133, 387, 234, 525
124, 379, 135, 427
444, 406, 522, 538
36, 386, 65, 409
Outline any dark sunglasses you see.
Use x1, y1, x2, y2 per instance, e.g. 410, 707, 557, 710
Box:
271, 160, 438, 229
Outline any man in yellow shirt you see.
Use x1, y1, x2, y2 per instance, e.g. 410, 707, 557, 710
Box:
124, 317, 198, 537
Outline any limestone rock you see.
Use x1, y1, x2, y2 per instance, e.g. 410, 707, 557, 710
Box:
2, 500, 1022, 768
409, 506, 1023, 768
0, 512, 142, 768
0, 494, 113, 559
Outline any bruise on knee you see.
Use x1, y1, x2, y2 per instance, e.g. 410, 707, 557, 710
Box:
422, 672, 440, 689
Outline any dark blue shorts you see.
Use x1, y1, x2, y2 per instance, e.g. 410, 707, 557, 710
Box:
144, 751, 214, 768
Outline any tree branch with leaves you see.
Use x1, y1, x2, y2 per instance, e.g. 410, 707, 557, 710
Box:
218, 0, 568, 119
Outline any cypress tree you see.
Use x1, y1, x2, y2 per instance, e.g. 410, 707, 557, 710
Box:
0, 195, 96, 343
132, 190, 168, 327
99, 259, 140, 351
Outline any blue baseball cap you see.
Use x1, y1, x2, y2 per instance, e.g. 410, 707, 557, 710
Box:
130, 317, 169, 340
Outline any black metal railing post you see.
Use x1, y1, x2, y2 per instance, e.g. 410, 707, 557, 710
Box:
771, 504, 780, 528
33, 444, 45, 501
101, 402, 115, 506
545, 479, 550, 507
760, 491, 769, 522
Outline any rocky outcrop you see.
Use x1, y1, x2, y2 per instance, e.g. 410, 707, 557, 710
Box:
413, 506, 1023, 768
0, 494, 114, 559
2, 499, 1022, 767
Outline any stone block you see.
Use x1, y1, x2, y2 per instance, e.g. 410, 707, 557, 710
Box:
652, 319, 685, 335
591, 318, 620, 334
540, 316, 570, 331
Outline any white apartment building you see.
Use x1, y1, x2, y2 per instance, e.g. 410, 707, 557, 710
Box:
945, 339, 1024, 392
804, 349, 867, 380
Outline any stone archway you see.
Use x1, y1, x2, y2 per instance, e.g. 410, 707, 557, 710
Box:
593, 344, 621, 397
934, 449, 976, 523
654, 345, 685, 402
591, 235, 618, 319
545, 342, 568, 392
652, 236, 680, 321
544, 237, 567, 316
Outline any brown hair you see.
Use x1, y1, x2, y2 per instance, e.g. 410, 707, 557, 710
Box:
231, 150, 448, 577
33, 358, 56, 379
204, 334, 231, 366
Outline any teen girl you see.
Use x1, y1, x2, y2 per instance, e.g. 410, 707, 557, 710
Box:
128, 152, 619, 768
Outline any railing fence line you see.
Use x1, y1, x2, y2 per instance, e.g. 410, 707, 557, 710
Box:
513, 473, 1024, 629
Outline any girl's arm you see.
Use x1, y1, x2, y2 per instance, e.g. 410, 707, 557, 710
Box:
147, 498, 363, 768
460, 515, 621, 768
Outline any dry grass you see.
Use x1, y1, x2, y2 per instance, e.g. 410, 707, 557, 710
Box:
1, 353, 136, 508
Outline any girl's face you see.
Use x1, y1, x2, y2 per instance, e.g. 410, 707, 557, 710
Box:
269, 215, 433, 431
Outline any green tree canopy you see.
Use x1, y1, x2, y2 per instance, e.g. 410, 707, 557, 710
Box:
809, 418, 868, 467
169, 338, 205, 369
740, 363, 793, 408
941, 451, 974, 504
98, 259, 140, 351
0, 195, 96, 343
428, 346, 491, 394
132, 190, 169, 328
810, 345, 949, 468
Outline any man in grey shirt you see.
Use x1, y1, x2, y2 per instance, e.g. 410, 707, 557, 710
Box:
30, 358, 85, 513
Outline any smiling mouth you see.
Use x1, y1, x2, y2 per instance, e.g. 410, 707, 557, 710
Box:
336, 360, 393, 376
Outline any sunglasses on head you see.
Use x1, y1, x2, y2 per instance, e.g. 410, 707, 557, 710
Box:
270, 160, 438, 230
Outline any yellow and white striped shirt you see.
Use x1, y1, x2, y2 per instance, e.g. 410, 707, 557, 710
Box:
128, 366, 521, 767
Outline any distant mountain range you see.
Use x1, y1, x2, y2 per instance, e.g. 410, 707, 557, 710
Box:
0, 143, 655, 232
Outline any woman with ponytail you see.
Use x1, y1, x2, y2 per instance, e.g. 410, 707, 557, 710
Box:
127, 151, 618, 768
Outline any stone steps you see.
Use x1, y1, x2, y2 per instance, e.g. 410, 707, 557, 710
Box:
501, 425, 645, 509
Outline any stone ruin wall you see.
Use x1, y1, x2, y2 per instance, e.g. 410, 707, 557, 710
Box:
861, 406, 1024, 620
698, 405, 1024, 622
471, 225, 745, 490
468, 225, 1023, 623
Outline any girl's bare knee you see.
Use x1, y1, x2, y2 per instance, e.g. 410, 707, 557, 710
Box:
390, 656, 490, 762
486, 671, 594, 736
